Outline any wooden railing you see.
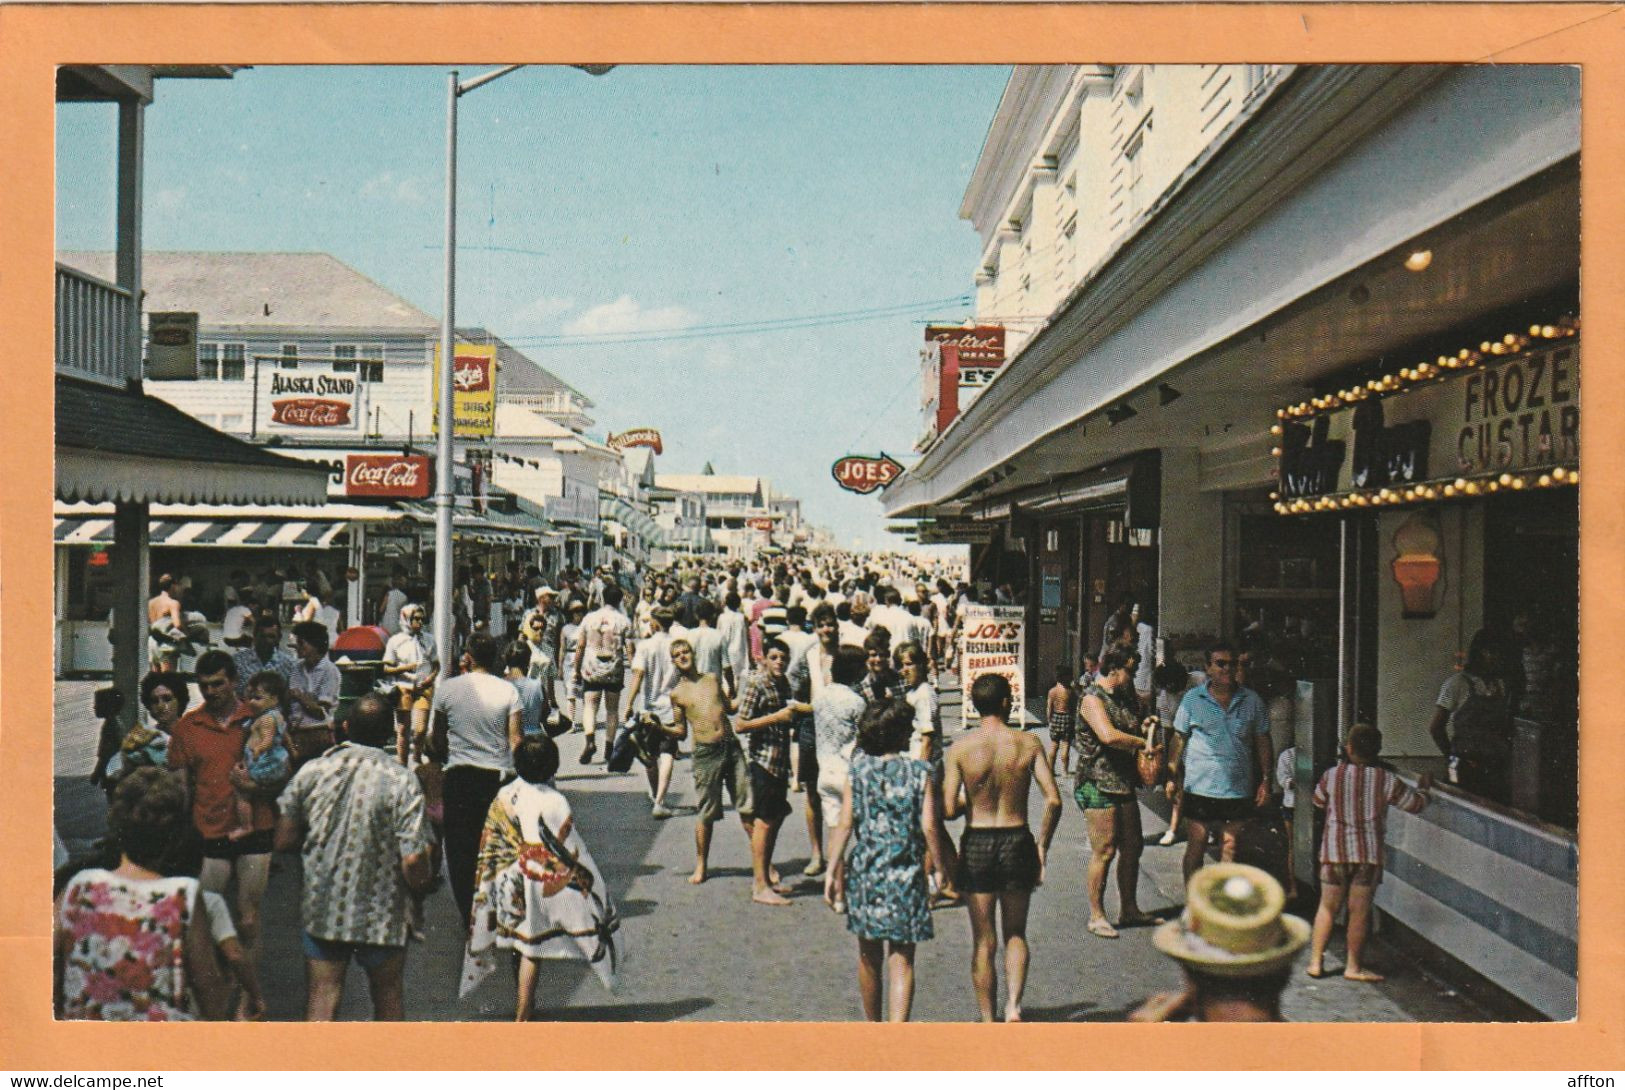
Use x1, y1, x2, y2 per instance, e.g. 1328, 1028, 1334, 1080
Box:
56, 263, 135, 387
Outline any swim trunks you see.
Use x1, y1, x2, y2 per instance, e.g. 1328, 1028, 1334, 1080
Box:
954, 825, 1040, 894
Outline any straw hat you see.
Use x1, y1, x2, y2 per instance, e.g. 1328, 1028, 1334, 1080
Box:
1152, 863, 1309, 977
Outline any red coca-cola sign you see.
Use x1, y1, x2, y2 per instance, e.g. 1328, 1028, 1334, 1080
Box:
271, 398, 352, 427
345, 454, 432, 499
832, 453, 905, 495
746, 516, 775, 532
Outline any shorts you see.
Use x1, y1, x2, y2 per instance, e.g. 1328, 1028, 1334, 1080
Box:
691, 738, 753, 824
1182, 792, 1256, 825
1320, 862, 1382, 888
955, 826, 1040, 893
748, 764, 792, 824
396, 688, 432, 713
201, 828, 274, 859
797, 740, 820, 788
301, 932, 405, 972
1049, 712, 1076, 744
1074, 780, 1134, 810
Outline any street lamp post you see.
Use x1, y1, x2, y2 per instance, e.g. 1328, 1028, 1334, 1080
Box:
434, 64, 611, 674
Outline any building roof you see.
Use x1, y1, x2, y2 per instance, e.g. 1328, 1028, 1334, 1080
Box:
57, 251, 437, 332
494, 403, 576, 440
460, 327, 593, 407
55, 376, 331, 505
655, 473, 765, 496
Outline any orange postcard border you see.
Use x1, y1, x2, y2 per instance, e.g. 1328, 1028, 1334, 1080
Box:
2, 3, 1621, 1071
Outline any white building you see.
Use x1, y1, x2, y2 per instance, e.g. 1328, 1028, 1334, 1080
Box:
655, 472, 776, 558
886, 63, 1579, 1018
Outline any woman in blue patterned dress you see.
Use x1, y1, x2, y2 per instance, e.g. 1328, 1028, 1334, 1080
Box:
824, 698, 954, 1021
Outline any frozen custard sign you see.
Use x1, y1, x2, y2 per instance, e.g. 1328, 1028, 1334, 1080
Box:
265, 369, 359, 431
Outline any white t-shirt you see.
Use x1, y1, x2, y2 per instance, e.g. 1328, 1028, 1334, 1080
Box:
686, 626, 728, 684
432, 672, 521, 773
631, 632, 678, 722
905, 682, 940, 761
221, 604, 254, 642
383, 629, 437, 690
718, 609, 750, 679
1135, 622, 1156, 693
781, 629, 818, 697
838, 620, 869, 649
578, 606, 633, 675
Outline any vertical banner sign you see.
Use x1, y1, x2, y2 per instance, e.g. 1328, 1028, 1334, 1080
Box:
959, 603, 1025, 728
433, 343, 497, 439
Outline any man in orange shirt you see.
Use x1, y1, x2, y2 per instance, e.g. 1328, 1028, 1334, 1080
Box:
168, 649, 274, 978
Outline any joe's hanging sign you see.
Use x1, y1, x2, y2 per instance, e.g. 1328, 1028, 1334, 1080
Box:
433, 343, 497, 439
345, 454, 432, 500
832, 453, 904, 495
608, 428, 664, 455
262, 368, 360, 432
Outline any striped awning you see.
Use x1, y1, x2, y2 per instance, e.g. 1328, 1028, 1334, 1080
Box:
54, 516, 348, 549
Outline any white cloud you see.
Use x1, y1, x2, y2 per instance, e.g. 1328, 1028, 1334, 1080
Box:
360, 171, 426, 206
563, 295, 696, 337
151, 186, 187, 214
511, 294, 575, 327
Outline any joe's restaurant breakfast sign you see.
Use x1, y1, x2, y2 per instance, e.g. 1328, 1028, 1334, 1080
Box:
263, 368, 361, 432
1275, 325, 1579, 513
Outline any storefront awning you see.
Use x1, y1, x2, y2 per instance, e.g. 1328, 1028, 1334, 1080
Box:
56, 515, 348, 549
56, 377, 331, 506
600, 495, 663, 546
53, 500, 407, 550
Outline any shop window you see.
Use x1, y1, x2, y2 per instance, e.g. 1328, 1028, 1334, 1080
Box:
1233, 508, 1339, 678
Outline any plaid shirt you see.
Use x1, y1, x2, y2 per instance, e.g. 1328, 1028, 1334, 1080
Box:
856, 670, 908, 707
737, 668, 792, 778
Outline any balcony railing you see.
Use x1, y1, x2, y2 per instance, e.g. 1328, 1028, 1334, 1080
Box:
57, 263, 135, 387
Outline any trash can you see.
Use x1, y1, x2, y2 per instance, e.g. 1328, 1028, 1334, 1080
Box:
330, 625, 388, 731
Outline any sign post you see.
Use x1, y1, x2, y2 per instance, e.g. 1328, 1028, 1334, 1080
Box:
958, 603, 1026, 729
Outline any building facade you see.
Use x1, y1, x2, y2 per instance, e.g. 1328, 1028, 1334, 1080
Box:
886, 63, 1580, 1018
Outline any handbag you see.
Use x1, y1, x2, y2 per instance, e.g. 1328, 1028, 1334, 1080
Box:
1136, 716, 1167, 788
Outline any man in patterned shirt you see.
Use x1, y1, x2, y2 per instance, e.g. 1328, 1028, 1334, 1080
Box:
275, 692, 434, 1020
733, 638, 809, 907
231, 611, 296, 698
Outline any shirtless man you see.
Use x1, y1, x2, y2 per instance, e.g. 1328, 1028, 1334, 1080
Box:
147, 574, 186, 672
943, 673, 1064, 1023
666, 639, 754, 885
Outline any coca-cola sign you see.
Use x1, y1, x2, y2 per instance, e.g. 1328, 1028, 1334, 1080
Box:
832, 453, 905, 495
453, 355, 492, 392
925, 325, 1005, 367
746, 516, 775, 532
271, 398, 352, 427
345, 454, 432, 499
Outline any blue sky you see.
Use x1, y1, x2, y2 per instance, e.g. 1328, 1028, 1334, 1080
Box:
56, 65, 1009, 549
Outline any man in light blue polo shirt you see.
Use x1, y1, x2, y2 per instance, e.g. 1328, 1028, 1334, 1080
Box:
1171, 642, 1272, 884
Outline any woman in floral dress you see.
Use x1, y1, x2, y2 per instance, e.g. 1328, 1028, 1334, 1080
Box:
824, 698, 953, 1021
54, 768, 230, 1020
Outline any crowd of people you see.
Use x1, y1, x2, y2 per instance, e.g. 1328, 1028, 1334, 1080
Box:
59, 550, 1430, 1024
